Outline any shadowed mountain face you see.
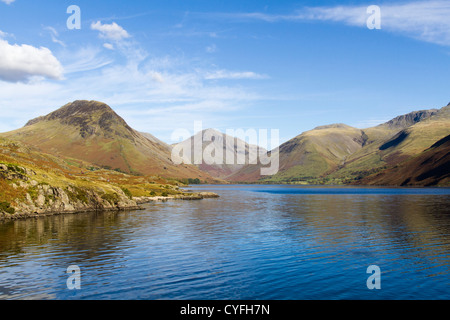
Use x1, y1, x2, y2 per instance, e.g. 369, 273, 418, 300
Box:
359, 134, 450, 186
1, 100, 214, 181
334, 105, 450, 180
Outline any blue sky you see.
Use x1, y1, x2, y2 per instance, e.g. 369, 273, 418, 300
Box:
0, 0, 449, 145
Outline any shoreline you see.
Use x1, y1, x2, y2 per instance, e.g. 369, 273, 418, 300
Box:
0, 191, 220, 222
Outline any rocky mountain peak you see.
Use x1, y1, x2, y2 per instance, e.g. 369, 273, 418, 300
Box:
379, 109, 438, 130
26, 100, 116, 124
24, 100, 134, 139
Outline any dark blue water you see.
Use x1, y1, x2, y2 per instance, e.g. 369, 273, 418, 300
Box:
0, 185, 449, 300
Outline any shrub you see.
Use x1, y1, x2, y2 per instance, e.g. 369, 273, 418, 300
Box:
121, 187, 133, 199
28, 187, 39, 200
101, 193, 120, 205
187, 178, 201, 185
6, 164, 25, 175
0, 201, 15, 214
66, 187, 89, 204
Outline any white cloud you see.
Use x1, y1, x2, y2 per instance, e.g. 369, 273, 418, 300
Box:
150, 71, 164, 83
0, 51, 265, 139
0, 25, 267, 140
204, 70, 269, 80
103, 43, 114, 50
215, 1, 450, 46
1, 0, 15, 4
0, 30, 14, 40
0, 39, 64, 82
91, 21, 130, 41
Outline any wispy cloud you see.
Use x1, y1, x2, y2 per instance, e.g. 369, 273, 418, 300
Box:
0, 41, 267, 139
0, 30, 9, 38
61, 47, 113, 74
44, 26, 66, 47
1, 0, 15, 5
204, 70, 269, 80
208, 1, 450, 46
206, 44, 217, 53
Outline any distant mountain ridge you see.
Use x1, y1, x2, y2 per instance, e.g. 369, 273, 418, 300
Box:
1, 100, 448, 186
376, 109, 438, 131
173, 128, 266, 179
224, 103, 450, 186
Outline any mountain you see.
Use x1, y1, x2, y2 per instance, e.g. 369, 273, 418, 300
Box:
225, 104, 450, 185
173, 128, 265, 179
329, 105, 450, 183
0, 100, 214, 181
375, 109, 438, 131
0, 136, 218, 219
228, 123, 368, 182
139, 131, 172, 150
358, 134, 450, 186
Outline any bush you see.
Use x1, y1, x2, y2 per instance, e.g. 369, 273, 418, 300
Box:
187, 178, 201, 185
161, 192, 168, 197
101, 193, 120, 205
121, 187, 133, 199
6, 164, 25, 174
66, 187, 89, 204
0, 201, 15, 214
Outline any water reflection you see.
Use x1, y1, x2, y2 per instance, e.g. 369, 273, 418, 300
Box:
0, 186, 449, 299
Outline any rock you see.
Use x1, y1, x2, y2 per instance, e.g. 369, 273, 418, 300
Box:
36, 194, 46, 207
133, 191, 219, 204
198, 192, 220, 198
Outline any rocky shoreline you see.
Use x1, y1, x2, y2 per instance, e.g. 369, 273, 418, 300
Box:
0, 191, 219, 222
133, 192, 220, 204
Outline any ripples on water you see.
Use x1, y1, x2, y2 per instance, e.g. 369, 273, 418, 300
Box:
0, 185, 449, 300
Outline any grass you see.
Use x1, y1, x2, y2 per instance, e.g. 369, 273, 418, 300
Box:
0, 137, 188, 213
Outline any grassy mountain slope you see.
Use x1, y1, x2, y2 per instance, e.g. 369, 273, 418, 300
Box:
0, 100, 214, 181
225, 105, 449, 185
0, 137, 192, 218
329, 106, 450, 183
228, 124, 367, 182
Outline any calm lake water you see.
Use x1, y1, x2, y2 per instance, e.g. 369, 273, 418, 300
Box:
0, 185, 449, 300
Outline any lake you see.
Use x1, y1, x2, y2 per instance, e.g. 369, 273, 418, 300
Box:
0, 185, 449, 300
